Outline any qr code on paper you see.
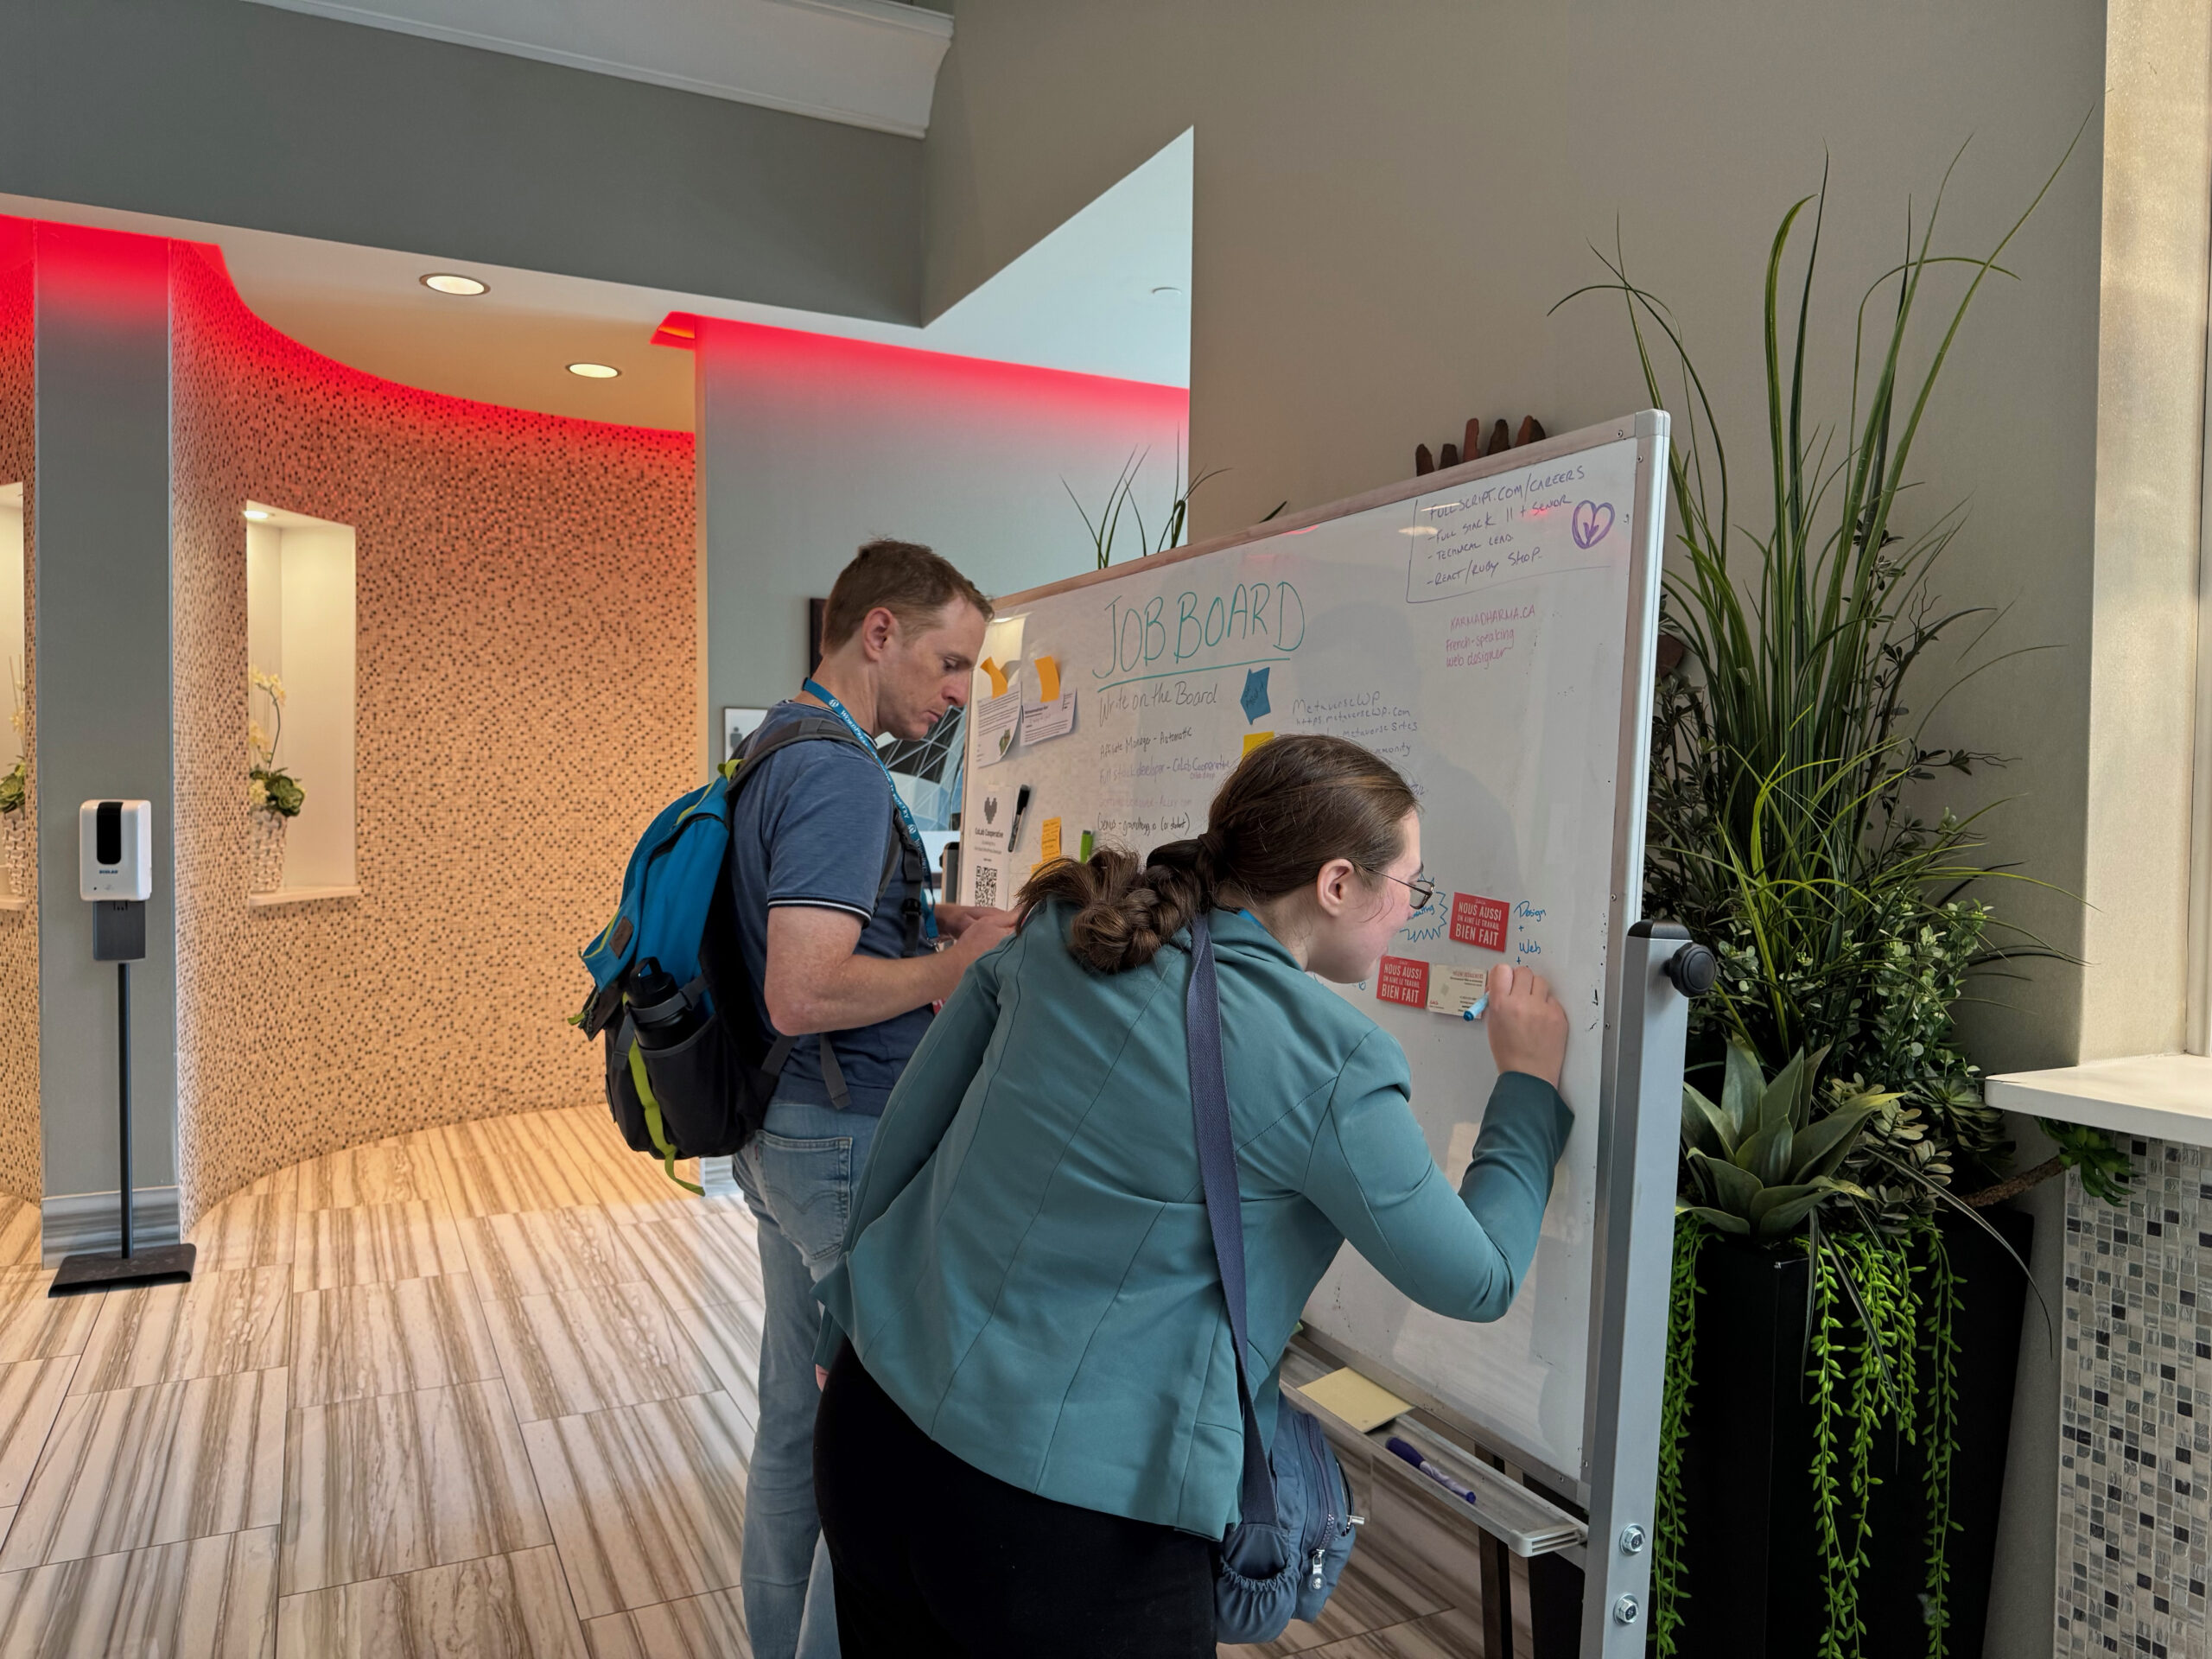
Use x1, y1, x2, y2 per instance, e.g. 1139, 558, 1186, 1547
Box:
971, 864, 1000, 907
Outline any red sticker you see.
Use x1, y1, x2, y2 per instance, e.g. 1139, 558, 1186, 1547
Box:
1451, 893, 1510, 952
1376, 956, 1430, 1007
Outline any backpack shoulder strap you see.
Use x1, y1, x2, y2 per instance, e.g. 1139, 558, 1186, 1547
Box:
728, 715, 863, 785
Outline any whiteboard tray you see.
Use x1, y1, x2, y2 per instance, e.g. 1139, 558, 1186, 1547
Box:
1281, 1336, 1586, 1560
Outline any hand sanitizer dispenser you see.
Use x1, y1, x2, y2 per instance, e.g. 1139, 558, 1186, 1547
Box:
79, 800, 151, 901
50, 797, 190, 1295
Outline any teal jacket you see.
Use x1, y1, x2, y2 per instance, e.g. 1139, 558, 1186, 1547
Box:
813, 902, 1573, 1538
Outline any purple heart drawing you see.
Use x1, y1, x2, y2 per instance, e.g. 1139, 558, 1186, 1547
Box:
1571, 500, 1615, 550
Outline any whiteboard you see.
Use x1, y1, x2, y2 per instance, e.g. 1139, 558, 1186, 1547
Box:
957, 413, 1667, 1491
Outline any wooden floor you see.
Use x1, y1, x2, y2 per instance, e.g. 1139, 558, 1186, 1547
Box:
0, 1108, 1511, 1657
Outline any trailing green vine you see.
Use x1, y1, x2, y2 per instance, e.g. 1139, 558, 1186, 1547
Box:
1656, 1215, 1967, 1657
1802, 1222, 1964, 1659
1652, 1217, 1709, 1658
1919, 1223, 1962, 1651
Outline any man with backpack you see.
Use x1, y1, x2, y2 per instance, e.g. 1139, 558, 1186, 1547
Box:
725, 538, 1016, 1659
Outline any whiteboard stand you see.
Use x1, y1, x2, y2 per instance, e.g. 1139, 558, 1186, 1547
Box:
953, 405, 1706, 1654
1579, 920, 1704, 1654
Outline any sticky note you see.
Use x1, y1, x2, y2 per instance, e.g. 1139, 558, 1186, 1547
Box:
1298, 1367, 1414, 1434
1450, 893, 1510, 952
1243, 731, 1274, 755
1041, 817, 1062, 861
1035, 655, 1061, 702
1426, 965, 1487, 1016
1376, 956, 1428, 1007
980, 658, 1010, 698
1240, 666, 1271, 723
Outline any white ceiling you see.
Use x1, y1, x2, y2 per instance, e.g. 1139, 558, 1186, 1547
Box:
241, 0, 954, 137
0, 130, 1191, 432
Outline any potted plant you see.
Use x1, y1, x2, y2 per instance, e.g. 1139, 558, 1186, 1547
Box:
1562, 134, 2126, 1659
247, 664, 303, 893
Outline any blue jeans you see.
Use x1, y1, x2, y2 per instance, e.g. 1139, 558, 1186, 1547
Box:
731, 1097, 878, 1659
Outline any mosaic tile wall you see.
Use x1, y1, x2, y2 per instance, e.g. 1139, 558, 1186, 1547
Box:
0, 224, 39, 1204
2056, 1141, 2211, 1657
168, 244, 696, 1230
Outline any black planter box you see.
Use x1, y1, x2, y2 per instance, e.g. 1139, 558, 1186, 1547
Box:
1671, 1208, 2035, 1656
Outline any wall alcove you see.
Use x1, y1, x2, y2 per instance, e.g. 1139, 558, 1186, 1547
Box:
244, 501, 356, 902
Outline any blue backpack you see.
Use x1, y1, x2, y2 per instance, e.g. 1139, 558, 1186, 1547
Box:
575, 717, 920, 1190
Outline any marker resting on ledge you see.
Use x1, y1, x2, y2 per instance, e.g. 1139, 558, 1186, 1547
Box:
1384, 1437, 1480, 1509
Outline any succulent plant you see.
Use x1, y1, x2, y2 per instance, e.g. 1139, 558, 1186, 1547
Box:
1679, 1043, 1897, 1237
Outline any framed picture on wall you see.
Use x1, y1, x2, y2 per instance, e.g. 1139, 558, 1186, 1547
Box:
722, 706, 769, 765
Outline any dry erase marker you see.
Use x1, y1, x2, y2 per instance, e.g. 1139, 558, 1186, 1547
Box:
1384, 1437, 1479, 1509
1462, 995, 1488, 1021
1007, 785, 1033, 854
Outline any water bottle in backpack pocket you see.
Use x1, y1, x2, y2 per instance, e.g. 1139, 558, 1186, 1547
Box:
623, 957, 752, 1157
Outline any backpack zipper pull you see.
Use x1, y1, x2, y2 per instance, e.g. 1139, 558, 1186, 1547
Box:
1310, 1547, 1326, 1590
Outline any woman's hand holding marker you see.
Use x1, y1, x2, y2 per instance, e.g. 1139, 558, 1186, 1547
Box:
1479, 963, 1567, 1089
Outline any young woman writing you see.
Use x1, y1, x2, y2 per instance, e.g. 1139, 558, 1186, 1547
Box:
809, 734, 1573, 1657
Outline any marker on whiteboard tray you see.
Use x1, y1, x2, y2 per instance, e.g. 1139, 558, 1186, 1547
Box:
1384, 1437, 1480, 1510
1006, 785, 1033, 854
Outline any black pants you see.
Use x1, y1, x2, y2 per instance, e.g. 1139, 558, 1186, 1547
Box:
813, 1344, 1217, 1658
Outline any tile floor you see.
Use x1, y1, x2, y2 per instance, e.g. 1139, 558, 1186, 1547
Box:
0, 1109, 1510, 1657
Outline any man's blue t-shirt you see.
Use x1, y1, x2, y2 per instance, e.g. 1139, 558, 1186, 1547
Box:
728, 700, 930, 1115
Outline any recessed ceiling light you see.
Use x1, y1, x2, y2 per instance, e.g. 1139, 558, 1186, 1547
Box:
242, 509, 271, 522
421, 273, 488, 296
566, 362, 620, 379
1398, 524, 1439, 537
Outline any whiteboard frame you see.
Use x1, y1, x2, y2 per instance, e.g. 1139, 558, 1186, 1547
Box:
961, 414, 1681, 1599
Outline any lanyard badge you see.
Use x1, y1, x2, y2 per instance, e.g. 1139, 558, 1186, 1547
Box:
801, 679, 940, 942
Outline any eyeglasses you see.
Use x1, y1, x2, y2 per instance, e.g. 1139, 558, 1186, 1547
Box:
1372, 869, 1437, 911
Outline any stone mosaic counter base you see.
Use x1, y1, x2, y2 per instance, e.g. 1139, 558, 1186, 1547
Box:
2058, 1140, 2211, 1657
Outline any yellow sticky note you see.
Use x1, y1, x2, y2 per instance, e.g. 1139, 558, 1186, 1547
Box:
1041, 817, 1062, 861
1243, 731, 1274, 755
1035, 654, 1062, 702
1297, 1367, 1413, 1434
980, 658, 1010, 698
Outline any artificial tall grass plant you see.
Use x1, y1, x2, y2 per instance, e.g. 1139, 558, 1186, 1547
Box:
1561, 129, 2118, 1657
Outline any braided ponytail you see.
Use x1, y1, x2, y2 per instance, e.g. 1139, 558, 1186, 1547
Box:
1014, 734, 1416, 973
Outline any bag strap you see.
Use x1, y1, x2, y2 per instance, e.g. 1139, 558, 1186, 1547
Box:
741, 714, 925, 958
626, 1036, 706, 1197
1185, 911, 1279, 1530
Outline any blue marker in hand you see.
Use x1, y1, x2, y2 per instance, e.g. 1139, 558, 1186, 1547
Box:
1463, 963, 1504, 1021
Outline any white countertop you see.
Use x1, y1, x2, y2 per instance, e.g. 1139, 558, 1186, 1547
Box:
1986, 1052, 2212, 1146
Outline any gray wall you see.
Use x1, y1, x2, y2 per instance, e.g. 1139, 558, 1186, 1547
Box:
925, 6, 2107, 1654
0, 0, 921, 322
928, 0, 2104, 1073
695, 318, 1188, 719
33, 223, 177, 1208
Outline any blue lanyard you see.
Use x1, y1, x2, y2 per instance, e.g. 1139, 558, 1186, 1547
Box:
802, 679, 938, 940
